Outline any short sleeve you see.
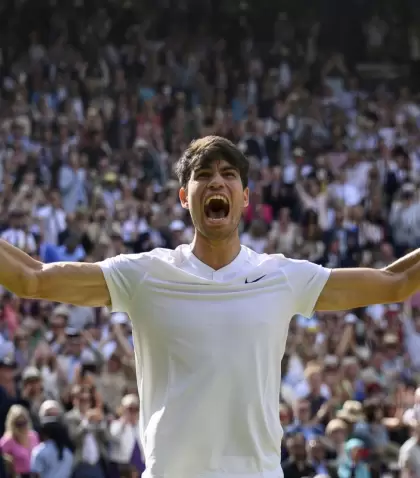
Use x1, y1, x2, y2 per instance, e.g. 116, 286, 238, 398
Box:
98, 253, 147, 313
30, 445, 45, 474
283, 258, 331, 318
0, 436, 12, 454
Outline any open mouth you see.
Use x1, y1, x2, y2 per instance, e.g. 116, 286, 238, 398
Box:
204, 195, 230, 221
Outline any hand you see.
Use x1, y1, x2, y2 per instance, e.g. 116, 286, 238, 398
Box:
86, 408, 103, 424
21, 383, 36, 400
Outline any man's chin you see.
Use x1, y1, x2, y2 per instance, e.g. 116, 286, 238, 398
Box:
199, 217, 236, 239
203, 216, 230, 228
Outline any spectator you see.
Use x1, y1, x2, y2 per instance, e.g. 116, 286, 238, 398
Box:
64, 387, 111, 478
20, 366, 45, 419
306, 437, 338, 477
109, 394, 144, 478
399, 413, 420, 477
0, 359, 19, 436
286, 398, 325, 440
0, 405, 39, 478
282, 433, 317, 478
325, 418, 349, 465
337, 438, 373, 478
30, 417, 74, 478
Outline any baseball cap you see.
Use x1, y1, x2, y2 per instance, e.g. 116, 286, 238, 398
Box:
121, 394, 139, 408
111, 313, 129, 325
53, 305, 70, 318
383, 333, 398, 345
22, 366, 41, 382
39, 415, 60, 426
39, 400, 63, 418
0, 357, 16, 369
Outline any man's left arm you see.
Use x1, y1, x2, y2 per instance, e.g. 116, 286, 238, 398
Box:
315, 249, 420, 311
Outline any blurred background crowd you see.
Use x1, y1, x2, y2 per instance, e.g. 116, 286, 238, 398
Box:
2, 0, 420, 477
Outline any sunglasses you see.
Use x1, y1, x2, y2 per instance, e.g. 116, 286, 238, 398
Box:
15, 420, 28, 428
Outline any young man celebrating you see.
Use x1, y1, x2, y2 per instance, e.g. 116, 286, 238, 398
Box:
0, 135, 419, 478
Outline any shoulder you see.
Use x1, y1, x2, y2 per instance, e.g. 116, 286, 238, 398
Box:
240, 247, 289, 272
265, 252, 330, 282
0, 435, 13, 448
240, 247, 330, 282
99, 248, 180, 273
31, 442, 46, 457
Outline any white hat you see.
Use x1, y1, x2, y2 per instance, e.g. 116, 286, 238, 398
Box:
111, 313, 129, 325
39, 400, 63, 418
53, 305, 70, 317
121, 394, 139, 408
22, 366, 41, 382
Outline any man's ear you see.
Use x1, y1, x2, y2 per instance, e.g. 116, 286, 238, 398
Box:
243, 187, 249, 208
179, 187, 189, 209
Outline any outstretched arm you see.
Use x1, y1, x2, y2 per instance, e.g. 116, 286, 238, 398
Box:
315, 248, 420, 311
0, 239, 111, 307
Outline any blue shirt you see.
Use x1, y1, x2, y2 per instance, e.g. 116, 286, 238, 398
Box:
285, 422, 324, 441
31, 441, 73, 478
40, 243, 85, 263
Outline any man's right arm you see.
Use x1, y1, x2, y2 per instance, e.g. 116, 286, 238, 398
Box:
0, 239, 111, 307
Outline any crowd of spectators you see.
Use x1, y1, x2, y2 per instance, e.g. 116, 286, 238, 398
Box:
2, 0, 420, 477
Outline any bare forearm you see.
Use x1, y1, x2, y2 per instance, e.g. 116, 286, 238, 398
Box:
0, 239, 40, 296
0, 240, 110, 307
0, 239, 41, 267
383, 248, 420, 274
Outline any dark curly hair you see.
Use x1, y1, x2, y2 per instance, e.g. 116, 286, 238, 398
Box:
174, 136, 249, 189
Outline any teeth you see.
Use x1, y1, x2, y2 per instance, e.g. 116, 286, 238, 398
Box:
204, 195, 228, 206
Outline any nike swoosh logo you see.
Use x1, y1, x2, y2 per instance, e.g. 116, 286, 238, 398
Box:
245, 275, 266, 284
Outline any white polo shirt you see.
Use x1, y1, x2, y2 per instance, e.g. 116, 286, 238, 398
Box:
99, 245, 330, 478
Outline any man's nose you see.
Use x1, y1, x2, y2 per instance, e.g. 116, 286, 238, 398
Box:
208, 172, 224, 189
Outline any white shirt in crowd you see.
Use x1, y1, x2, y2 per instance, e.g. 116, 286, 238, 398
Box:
110, 419, 143, 464
36, 204, 67, 245
99, 244, 330, 478
1, 227, 37, 253
81, 423, 100, 465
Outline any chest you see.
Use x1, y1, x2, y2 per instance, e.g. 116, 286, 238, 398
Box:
7, 440, 32, 460
133, 280, 292, 359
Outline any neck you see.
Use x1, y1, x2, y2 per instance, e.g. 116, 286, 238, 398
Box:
14, 432, 27, 443
191, 232, 241, 270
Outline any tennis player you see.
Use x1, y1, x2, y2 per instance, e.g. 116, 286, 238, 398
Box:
0, 135, 419, 478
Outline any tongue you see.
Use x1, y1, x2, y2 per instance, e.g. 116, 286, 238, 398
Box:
208, 209, 225, 219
